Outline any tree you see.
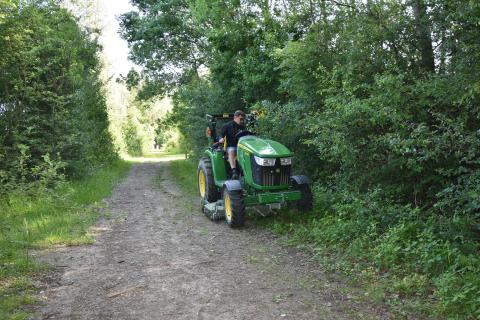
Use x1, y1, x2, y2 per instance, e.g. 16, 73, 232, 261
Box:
119, 0, 208, 98
0, 0, 117, 193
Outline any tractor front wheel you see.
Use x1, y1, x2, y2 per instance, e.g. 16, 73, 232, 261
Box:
295, 183, 313, 212
198, 157, 220, 203
223, 188, 245, 228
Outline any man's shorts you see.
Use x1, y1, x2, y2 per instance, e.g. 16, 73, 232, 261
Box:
226, 146, 237, 154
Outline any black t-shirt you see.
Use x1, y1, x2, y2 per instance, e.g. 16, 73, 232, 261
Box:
220, 120, 245, 147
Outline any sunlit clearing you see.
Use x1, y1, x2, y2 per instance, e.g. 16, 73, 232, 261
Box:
123, 151, 186, 163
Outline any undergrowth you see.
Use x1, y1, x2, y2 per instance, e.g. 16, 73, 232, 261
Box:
169, 159, 480, 319
0, 159, 131, 320
169, 159, 197, 195
257, 187, 480, 319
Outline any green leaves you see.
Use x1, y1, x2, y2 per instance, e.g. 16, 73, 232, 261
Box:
0, 1, 117, 194
119, 0, 208, 95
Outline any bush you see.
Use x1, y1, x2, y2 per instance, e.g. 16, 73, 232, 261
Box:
0, 1, 117, 184
122, 118, 143, 156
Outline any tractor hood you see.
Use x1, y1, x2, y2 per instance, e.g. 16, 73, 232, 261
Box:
238, 136, 292, 158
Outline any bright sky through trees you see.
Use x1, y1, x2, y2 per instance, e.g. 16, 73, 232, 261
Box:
98, 0, 137, 77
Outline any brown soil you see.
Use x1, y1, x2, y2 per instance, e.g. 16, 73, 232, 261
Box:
32, 161, 391, 320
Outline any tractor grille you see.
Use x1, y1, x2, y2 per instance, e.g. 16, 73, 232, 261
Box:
251, 157, 291, 186
261, 169, 290, 186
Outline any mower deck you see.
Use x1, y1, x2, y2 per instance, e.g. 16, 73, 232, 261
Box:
202, 189, 302, 222
202, 200, 225, 221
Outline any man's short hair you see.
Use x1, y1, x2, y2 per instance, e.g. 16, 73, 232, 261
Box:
234, 110, 245, 117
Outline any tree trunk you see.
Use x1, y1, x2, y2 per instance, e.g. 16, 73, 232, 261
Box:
412, 0, 435, 73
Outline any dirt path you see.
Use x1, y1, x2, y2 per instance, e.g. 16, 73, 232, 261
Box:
33, 161, 389, 320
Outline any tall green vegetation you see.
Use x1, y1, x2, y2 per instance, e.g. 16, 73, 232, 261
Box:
0, 0, 117, 197
121, 0, 480, 317
0, 2, 130, 318
116, 93, 177, 156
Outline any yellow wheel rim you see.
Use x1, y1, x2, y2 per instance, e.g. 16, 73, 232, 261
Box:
198, 170, 206, 198
224, 192, 232, 221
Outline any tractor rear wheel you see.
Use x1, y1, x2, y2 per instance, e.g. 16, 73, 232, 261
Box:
198, 157, 220, 203
223, 188, 245, 228
295, 183, 313, 212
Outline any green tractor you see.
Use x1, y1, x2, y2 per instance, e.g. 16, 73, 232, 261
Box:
197, 113, 313, 227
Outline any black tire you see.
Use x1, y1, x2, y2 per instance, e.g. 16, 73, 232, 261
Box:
198, 157, 220, 203
295, 183, 313, 212
223, 187, 245, 228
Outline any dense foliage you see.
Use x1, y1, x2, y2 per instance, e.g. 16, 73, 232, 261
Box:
0, 0, 117, 196
121, 0, 480, 317
0, 2, 129, 318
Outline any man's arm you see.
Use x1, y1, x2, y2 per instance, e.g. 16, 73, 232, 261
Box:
219, 122, 229, 143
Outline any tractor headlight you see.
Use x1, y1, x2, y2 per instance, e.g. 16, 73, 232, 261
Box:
254, 156, 276, 166
280, 157, 292, 166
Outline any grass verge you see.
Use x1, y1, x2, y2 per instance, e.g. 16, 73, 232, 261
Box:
0, 159, 131, 320
169, 159, 197, 195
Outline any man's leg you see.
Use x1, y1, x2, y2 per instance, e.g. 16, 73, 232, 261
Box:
227, 147, 239, 179
228, 149, 236, 170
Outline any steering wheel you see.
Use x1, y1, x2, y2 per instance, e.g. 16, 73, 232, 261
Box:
235, 130, 254, 140
211, 141, 222, 150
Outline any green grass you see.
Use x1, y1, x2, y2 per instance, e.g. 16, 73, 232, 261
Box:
0, 159, 131, 320
169, 159, 197, 194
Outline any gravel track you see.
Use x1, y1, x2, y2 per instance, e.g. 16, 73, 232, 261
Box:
33, 161, 389, 320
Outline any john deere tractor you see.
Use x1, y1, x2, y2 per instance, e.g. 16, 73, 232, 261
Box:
197, 113, 312, 227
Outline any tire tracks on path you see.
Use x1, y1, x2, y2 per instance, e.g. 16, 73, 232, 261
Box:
33, 162, 390, 320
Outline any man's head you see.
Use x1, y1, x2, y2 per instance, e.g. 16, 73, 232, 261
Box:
233, 110, 245, 125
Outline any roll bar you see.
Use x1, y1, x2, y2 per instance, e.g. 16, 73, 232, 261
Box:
205, 112, 257, 144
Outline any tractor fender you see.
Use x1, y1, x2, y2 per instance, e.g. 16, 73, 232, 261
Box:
290, 175, 311, 185
223, 180, 243, 192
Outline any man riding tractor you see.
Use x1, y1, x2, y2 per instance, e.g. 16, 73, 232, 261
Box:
218, 110, 245, 180
198, 111, 313, 227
